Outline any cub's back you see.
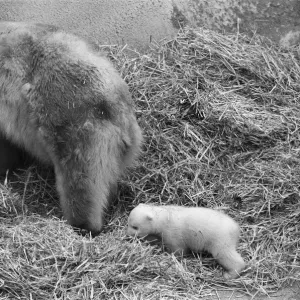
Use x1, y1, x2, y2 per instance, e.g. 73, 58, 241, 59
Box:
179, 207, 240, 241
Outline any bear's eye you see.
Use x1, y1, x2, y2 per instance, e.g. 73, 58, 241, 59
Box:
132, 225, 138, 230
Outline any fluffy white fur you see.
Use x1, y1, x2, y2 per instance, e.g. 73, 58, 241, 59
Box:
127, 204, 245, 279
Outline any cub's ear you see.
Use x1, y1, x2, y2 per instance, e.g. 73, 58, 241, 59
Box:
146, 211, 154, 221
21, 83, 33, 97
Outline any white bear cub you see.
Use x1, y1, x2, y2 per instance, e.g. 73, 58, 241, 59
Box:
127, 204, 245, 279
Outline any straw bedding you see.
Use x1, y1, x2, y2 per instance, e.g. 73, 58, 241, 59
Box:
0, 27, 299, 299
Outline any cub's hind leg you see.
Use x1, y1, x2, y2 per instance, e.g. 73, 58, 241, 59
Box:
212, 246, 245, 279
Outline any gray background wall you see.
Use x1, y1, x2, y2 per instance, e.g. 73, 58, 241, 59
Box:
0, 0, 299, 50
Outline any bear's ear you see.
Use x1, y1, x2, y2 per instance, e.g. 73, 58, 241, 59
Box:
21, 83, 33, 98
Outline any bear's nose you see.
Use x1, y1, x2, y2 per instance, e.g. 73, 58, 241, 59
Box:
73, 223, 102, 237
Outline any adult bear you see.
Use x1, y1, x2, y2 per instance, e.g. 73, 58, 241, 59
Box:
0, 22, 142, 235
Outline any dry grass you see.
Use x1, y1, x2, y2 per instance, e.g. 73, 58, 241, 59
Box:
1, 27, 300, 299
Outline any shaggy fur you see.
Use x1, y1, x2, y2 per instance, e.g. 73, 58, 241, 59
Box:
0, 22, 142, 235
127, 204, 245, 279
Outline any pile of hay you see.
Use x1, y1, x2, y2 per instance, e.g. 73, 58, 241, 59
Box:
1, 27, 300, 299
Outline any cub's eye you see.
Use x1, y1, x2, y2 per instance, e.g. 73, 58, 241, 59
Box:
132, 226, 138, 230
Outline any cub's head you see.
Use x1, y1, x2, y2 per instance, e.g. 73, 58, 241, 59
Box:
127, 204, 155, 238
